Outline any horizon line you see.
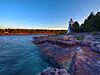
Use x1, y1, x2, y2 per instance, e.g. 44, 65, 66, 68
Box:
0, 28, 67, 30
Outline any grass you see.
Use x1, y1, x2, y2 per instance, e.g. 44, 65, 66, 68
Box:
76, 35, 84, 40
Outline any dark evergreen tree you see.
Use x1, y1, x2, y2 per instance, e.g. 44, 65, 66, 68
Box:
72, 21, 80, 32
94, 12, 100, 31
80, 12, 100, 32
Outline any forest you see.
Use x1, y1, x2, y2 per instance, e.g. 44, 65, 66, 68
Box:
72, 12, 100, 32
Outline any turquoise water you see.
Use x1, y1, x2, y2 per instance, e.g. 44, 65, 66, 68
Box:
0, 35, 52, 75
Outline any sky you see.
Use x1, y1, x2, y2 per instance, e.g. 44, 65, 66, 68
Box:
0, 0, 100, 30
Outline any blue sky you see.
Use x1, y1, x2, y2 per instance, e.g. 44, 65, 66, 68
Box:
0, 0, 100, 30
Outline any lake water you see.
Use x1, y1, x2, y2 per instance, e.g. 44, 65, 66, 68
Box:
0, 35, 52, 75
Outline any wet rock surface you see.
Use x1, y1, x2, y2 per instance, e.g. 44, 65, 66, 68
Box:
33, 33, 100, 75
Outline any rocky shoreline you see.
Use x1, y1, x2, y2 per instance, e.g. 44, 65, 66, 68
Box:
33, 32, 100, 75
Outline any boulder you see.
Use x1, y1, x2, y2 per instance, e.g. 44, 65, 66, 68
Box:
37, 67, 70, 75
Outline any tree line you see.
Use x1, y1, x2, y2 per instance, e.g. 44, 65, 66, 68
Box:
0, 29, 66, 35
72, 12, 100, 32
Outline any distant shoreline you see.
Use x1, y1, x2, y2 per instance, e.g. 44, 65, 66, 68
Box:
0, 33, 53, 35
0, 29, 67, 35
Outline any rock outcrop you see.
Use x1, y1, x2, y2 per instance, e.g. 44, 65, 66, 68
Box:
37, 67, 70, 75
33, 33, 100, 75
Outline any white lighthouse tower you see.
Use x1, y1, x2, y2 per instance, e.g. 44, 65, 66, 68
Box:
67, 18, 74, 34
69, 18, 74, 27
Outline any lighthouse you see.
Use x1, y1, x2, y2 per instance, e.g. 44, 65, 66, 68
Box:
69, 18, 74, 26
67, 18, 74, 34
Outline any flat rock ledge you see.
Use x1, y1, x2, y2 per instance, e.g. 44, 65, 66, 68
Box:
33, 33, 100, 75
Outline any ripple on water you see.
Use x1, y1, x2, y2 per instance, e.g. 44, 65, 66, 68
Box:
0, 35, 52, 75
